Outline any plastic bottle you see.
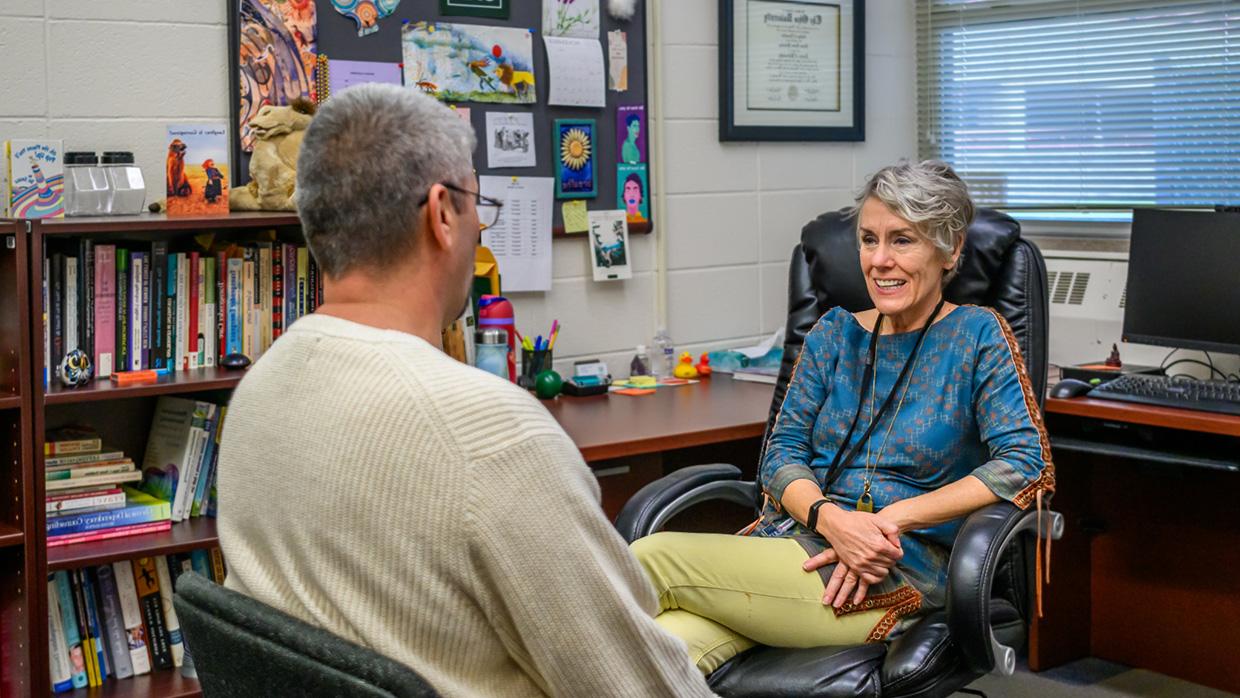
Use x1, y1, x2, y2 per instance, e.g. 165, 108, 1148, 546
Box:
101, 151, 146, 215
652, 328, 675, 377
64, 151, 110, 216
477, 295, 517, 382
475, 328, 509, 379
630, 344, 651, 376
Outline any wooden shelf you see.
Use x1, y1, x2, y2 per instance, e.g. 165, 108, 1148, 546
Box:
46, 367, 244, 405
0, 523, 23, 548
48, 518, 217, 571
0, 391, 19, 410
37, 211, 300, 235
67, 670, 200, 698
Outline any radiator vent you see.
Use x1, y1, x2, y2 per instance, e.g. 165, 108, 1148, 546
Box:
1068, 272, 1090, 306
1049, 270, 1090, 306
1119, 286, 1127, 309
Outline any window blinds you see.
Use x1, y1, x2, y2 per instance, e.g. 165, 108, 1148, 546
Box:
917, 0, 1239, 209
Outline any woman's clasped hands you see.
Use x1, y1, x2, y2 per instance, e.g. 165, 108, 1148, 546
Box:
803, 505, 903, 609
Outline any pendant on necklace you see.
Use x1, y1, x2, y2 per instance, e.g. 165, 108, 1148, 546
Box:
856, 491, 874, 513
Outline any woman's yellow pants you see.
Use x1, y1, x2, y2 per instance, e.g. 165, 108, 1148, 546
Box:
631, 531, 886, 675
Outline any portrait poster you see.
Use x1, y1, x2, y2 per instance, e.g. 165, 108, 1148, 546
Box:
588, 209, 632, 282
616, 163, 649, 224
236, 0, 316, 153
401, 22, 536, 104
616, 105, 646, 164
554, 119, 596, 198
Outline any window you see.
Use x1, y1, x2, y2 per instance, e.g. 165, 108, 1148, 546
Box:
917, 0, 1240, 210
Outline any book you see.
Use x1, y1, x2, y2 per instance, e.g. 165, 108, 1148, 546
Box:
188, 251, 200, 370
242, 250, 255, 360
131, 558, 173, 669
140, 249, 152, 369
45, 470, 141, 493
258, 243, 272, 354
93, 245, 116, 378
129, 251, 144, 370
6, 139, 64, 218
46, 460, 135, 481
150, 241, 168, 369
154, 557, 185, 666
172, 403, 210, 521
189, 549, 211, 580
166, 252, 178, 371
50, 251, 63, 365
216, 251, 227, 360
52, 571, 88, 688
296, 246, 309, 322
110, 559, 152, 676
64, 255, 78, 355
165, 124, 229, 216
46, 449, 125, 468
192, 405, 225, 517
209, 547, 227, 584
225, 257, 243, 356
42, 257, 51, 388
184, 403, 217, 519
140, 396, 200, 510
204, 255, 217, 368
46, 487, 170, 537
48, 520, 172, 547
175, 253, 187, 370
46, 487, 126, 516
94, 564, 135, 680
272, 244, 284, 339
77, 569, 108, 684
731, 365, 780, 385
81, 240, 95, 373
47, 576, 75, 693
115, 248, 129, 372
44, 427, 102, 456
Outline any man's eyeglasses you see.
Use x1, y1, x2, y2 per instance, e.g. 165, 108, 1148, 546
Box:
418, 183, 503, 230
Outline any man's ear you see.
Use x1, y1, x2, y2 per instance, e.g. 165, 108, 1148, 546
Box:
424, 183, 455, 251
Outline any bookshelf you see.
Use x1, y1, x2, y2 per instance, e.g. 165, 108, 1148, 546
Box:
1, 219, 36, 698
20, 212, 305, 698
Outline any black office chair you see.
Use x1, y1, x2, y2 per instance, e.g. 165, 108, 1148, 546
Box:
173, 572, 439, 697
617, 208, 1065, 697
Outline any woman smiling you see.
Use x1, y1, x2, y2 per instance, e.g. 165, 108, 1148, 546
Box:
631, 160, 1055, 675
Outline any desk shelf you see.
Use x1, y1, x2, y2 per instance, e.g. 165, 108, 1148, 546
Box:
47, 518, 219, 572
65, 670, 200, 698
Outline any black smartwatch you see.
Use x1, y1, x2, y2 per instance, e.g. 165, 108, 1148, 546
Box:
806, 498, 832, 532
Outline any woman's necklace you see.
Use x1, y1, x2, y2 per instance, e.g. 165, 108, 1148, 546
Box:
856, 324, 924, 513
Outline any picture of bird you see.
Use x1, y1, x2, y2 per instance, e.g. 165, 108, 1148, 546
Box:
468, 57, 496, 91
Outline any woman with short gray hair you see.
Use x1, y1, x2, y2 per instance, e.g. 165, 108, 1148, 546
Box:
632, 160, 1053, 675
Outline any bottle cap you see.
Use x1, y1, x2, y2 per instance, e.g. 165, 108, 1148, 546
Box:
477, 328, 508, 344
101, 151, 135, 164
65, 151, 98, 165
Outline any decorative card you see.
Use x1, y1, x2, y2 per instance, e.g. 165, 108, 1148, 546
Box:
608, 30, 628, 91
543, 0, 600, 38
588, 209, 632, 282
617, 163, 649, 224
554, 119, 597, 198
401, 22, 536, 105
165, 125, 229, 217
486, 111, 537, 168
6, 139, 64, 218
616, 105, 647, 164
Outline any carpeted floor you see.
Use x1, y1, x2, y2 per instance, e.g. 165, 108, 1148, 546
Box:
955, 658, 1238, 697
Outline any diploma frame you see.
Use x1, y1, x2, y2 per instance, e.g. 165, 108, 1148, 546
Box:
719, 0, 865, 141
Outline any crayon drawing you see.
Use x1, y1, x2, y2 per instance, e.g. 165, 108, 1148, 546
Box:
401, 22, 536, 104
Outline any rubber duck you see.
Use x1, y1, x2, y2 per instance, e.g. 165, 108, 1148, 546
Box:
673, 352, 699, 379
695, 352, 712, 377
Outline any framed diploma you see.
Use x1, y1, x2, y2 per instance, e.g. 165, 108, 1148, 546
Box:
719, 0, 865, 141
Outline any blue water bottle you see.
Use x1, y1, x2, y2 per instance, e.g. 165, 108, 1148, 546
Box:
475, 328, 509, 379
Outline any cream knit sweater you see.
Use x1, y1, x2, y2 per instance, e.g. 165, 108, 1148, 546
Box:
217, 314, 714, 697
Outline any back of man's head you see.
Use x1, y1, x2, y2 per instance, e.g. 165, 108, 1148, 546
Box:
295, 84, 476, 279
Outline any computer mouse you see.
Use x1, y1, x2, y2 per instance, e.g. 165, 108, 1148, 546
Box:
220, 353, 252, 370
1051, 378, 1094, 398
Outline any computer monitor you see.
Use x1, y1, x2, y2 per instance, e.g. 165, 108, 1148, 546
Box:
1123, 208, 1240, 355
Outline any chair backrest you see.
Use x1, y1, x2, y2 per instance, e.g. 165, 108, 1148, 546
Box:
173, 572, 438, 698
767, 207, 1049, 437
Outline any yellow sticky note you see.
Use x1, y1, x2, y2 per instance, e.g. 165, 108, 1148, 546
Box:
562, 200, 589, 234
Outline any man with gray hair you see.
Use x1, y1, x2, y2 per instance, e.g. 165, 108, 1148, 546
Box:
216, 84, 714, 696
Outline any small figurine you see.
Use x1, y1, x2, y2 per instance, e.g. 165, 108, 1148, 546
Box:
695, 352, 712, 377
1105, 343, 1122, 368
534, 370, 563, 400
673, 352, 699, 379
58, 349, 93, 388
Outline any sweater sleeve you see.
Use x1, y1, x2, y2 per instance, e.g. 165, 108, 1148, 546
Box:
759, 314, 838, 503
969, 310, 1055, 508
465, 432, 716, 698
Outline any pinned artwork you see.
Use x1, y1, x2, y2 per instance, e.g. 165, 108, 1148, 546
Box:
607, 30, 628, 91
588, 209, 632, 281
554, 119, 597, 198
5, 140, 64, 218
543, 0, 600, 38
331, 0, 402, 37
486, 112, 537, 169
616, 105, 646, 164
616, 163, 648, 224
237, 0, 317, 152
401, 22, 536, 104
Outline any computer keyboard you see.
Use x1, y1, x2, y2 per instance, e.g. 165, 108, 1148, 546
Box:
1088, 374, 1240, 416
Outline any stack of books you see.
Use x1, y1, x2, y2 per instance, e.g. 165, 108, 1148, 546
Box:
43, 238, 322, 386
45, 428, 167, 547
47, 548, 227, 692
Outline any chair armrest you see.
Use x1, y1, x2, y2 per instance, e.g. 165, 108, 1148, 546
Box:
946, 502, 1064, 676
614, 464, 756, 543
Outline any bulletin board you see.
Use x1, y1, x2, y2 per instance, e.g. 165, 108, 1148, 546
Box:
229, 0, 652, 237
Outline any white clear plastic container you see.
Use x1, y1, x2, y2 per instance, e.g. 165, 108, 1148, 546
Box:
101, 151, 146, 214
652, 328, 675, 377
63, 151, 110, 216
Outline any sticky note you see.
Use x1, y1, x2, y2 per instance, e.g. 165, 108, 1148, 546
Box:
562, 200, 589, 233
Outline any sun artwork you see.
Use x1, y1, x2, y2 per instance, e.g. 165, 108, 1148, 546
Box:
560, 128, 592, 170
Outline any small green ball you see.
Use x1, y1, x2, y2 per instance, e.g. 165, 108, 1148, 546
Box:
534, 370, 563, 399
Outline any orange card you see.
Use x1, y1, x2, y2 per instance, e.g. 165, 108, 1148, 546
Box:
615, 388, 656, 396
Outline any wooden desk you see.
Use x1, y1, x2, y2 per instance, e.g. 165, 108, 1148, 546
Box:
546, 375, 775, 519
1034, 396, 1240, 694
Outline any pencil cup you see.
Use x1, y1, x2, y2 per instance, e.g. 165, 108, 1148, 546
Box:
519, 349, 553, 389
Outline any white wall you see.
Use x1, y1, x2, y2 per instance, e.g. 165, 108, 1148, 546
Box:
1, 0, 918, 378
